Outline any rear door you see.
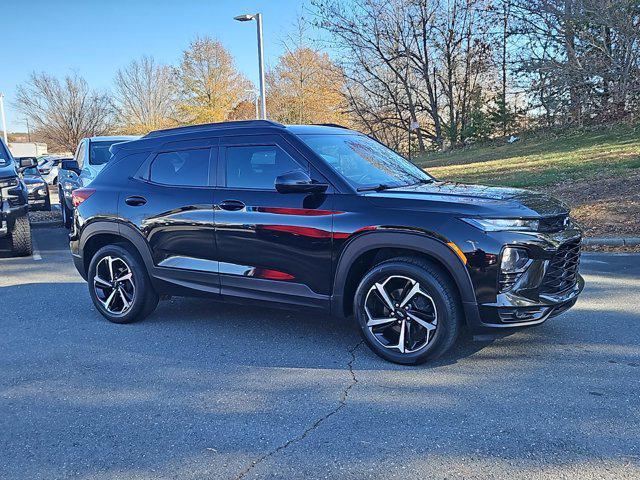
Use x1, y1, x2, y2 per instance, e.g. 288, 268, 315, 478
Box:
119, 139, 220, 291
214, 134, 334, 308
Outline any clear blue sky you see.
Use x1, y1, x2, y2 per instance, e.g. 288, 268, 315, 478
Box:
1, 0, 309, 131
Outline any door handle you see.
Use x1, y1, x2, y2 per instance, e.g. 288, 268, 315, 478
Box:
219, 199, 246, 211
125, 195, 147, 206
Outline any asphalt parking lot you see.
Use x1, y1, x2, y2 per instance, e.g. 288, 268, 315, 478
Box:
1, 227, 639, 479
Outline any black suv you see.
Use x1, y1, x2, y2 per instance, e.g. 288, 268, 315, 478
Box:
69, 121, 584, 364
0, 139, 34, 256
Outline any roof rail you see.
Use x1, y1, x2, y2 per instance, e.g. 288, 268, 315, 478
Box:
144, 120, 285, 139
314, 123, 350, 129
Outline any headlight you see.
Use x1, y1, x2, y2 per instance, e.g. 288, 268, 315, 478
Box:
461, 218, 540, 232
0, 178, 19, 188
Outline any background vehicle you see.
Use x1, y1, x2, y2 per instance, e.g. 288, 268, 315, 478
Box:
69, 121, 583, 365
58, 136, 139, 228
0, 140, 34, 256
19, 163, 51, 211
38, 156, 70, 185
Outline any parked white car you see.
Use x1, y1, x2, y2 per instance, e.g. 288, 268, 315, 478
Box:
37, 156, 71, 185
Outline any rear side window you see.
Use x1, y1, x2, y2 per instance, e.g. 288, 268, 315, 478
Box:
226, 145, 303, 190
150, 148, 210, 186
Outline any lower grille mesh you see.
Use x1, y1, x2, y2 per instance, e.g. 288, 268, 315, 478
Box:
541, 239, 581, 294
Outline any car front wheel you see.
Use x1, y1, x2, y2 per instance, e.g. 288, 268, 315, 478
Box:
88, 245, 158, 324
9, 215, 33, 256
354, 256, 462, 365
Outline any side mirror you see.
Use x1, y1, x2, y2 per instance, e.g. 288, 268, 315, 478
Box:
275, 170, 328, 194
19, 157, 37, 169
61, 159, 80, 174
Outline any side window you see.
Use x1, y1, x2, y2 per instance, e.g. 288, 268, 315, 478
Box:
75, 142, 86, 169
226, 145, 304, 190
149, 148, 210, 187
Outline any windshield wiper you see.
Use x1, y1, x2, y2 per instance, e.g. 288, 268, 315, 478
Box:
357, 183, 395, 192
409, 178, 434, 185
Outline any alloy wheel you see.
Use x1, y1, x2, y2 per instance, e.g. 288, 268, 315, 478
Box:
364, 275, 438, 354
93, 256, 136, 315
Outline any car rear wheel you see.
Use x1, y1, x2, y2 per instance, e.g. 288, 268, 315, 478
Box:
9, 215, 33, 257
88, 245, 158, 324
354, 256, 462, 365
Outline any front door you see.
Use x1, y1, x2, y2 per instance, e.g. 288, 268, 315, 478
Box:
215, 134, 334, 308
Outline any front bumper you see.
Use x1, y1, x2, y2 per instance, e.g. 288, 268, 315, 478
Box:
463, 227, 584, 333
474, 274, 584, 330
27, 188, 50, 209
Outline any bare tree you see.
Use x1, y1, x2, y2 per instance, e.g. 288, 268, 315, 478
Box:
313, 0, 495, 152
15, 73, 112, 152
113, 55, 178, 134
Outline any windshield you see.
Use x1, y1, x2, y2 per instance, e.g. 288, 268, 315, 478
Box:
22, 166, 40, 176
0, 141, 11, 167
299, 133, 432, 190
89, 140, 122, 166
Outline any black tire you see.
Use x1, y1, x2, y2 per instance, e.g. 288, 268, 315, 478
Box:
9, 215, 33, 257
60, 189, 72, 229
354, 256, 462, 365
87, 244, 159, 324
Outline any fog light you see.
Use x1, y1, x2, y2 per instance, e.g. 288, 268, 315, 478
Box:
501, 247, 530, 273
499, 247, 531, 292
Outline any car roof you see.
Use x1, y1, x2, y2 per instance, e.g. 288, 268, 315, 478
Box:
88, 135, 141, 142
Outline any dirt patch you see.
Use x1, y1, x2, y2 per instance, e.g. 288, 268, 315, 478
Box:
542, 170, 640, 238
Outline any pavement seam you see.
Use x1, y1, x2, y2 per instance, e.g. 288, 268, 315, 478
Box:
233, 340, 363, 480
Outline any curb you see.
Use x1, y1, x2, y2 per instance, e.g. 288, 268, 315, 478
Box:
583, 237, 640, 247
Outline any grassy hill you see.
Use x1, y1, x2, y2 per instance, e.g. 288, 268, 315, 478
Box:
414, 123, 640, 240
416, 123, 640, 188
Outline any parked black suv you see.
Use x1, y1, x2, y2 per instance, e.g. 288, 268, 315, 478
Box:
69, 121, 584, 364
0, 139, 34, 256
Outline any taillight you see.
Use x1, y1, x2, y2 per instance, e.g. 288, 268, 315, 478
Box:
72, 188, 95, 207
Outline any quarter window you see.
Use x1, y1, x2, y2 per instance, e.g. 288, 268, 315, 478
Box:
226, 145, 304, 190
150, 148, 210, 186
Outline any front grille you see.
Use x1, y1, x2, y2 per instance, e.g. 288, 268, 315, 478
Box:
541, 239, 581, 294
539, 215, 568, 233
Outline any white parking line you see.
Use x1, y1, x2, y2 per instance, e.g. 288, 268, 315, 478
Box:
32, 236, 42, 261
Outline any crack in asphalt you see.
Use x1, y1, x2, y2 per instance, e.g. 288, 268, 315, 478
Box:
233, 340, 363, 480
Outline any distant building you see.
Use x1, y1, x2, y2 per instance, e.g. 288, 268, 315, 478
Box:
8, 142, 48, 157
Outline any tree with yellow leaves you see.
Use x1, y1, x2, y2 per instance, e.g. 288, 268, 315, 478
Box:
176, 36, 252, 124
267, 46, 349, 125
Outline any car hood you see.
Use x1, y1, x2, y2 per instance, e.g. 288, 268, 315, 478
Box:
364, 181, 569, 218
0, 163, 17, 181
22, 176, 46, 185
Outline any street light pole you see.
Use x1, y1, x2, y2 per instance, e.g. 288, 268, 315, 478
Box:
234, 13, 267, 120
0, 93, 8, 144
255, 14, 267, 120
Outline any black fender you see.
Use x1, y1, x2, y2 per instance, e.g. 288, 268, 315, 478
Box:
330, 231, 481, 326
75, 220, 155, 280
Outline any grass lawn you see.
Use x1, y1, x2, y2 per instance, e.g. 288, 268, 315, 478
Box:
417, 123, 640, 188
414, 123, 640, 239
